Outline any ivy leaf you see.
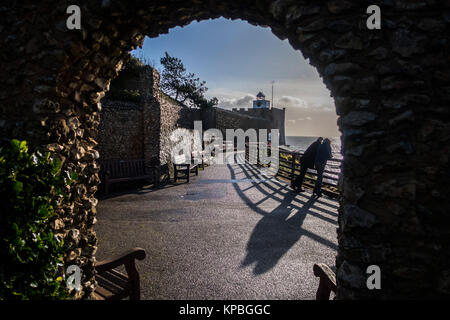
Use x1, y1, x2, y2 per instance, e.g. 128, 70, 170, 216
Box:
19, 141, 28, 152
70, 172, 78, 180
13, 181, 23, 194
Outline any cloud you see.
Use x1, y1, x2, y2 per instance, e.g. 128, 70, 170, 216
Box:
277, 96, 308, 109
217, 94, 255, 109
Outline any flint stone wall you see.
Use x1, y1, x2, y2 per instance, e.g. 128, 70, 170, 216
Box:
159, 93, 202, 178
99, 67, 285, 179
97, 100, 144, 160
0, 0, 449, 299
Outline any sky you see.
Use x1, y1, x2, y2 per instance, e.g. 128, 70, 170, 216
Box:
132, 17, 339, 137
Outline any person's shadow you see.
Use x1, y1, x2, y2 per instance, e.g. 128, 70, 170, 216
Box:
241, 192, 317, 275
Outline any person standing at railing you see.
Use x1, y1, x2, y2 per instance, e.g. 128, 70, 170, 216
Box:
313, 138, 332, 197
291, 137, 323, 193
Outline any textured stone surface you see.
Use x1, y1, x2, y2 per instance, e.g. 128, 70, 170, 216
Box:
99, 67, 284, 180
0, 0, 449, 299
98, 100, 144, 160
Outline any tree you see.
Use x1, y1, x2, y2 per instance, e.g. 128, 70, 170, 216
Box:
160, 52, 217, 109
189, 93, 218, 110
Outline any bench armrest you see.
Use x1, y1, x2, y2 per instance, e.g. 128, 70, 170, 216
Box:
95, 248, 146, 300
95, 248, 146, 273
313, 263, 337, 300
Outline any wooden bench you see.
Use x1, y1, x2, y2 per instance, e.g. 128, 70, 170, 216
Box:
313, 263, 337, 300
173, 154, 198, 183
99, 159, 156, 194
94, 248, 146, 300
191, 150, 205, 169
192, 150, 214, 169
202, 151, 214, 166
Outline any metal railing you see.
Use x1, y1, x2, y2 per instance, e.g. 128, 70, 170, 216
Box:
244, 143, 342, 198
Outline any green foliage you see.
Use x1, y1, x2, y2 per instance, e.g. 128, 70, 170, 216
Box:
104, 55, 146, 103
160, 52, 217, 109
104, 89, 141, 103
192, 95, 218, 110
0, 139, 73, 300
121, 56, 145, 77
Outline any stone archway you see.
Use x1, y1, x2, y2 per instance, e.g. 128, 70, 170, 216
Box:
1, 1, 449, 299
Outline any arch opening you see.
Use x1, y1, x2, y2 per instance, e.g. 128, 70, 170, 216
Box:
95, 17, 341, 299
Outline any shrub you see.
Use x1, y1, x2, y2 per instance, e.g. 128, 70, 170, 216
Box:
0, 139, 74, 299
104, 89, 141, 103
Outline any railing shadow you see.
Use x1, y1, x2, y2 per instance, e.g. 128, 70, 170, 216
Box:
241, 194, 317, 275
228, 154, 338, 275
234, 159, 338, 220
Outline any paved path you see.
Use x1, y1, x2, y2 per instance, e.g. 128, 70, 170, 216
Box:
95, 153, 338, 299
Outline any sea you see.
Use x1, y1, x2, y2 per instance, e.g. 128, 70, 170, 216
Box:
284, 136, 342, 159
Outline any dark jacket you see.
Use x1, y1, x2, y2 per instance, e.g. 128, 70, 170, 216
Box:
315, 142, 332, 164
301, 140, 321, 168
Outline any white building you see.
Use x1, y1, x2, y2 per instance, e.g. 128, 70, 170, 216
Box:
253, 91, 271, 109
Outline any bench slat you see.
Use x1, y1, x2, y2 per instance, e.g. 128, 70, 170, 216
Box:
97, 275, 125, 296
99, 269, 130, 290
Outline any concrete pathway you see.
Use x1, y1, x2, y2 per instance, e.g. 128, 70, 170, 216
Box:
95, 153, 338, 299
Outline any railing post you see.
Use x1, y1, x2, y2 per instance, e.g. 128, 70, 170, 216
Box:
257, 144, 260, 166
277, 149, 281, 177
246, 143, 249, 163
290, 152, 296, 182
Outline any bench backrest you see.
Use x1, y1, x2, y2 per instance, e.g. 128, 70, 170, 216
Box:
174, 154, 189, 165
100, 159, 146, 178
191, 150, 204, 162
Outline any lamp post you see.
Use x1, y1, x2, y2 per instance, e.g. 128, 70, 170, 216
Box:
271, 80, 275, 109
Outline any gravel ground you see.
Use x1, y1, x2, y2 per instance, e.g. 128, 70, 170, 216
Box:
95, 156, 338, 300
